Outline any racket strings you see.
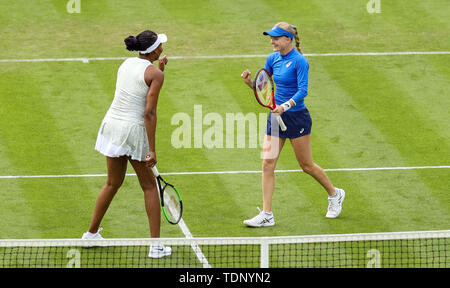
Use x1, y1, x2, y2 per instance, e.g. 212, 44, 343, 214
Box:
163, 186, 182, 223
255, 71, 274, 107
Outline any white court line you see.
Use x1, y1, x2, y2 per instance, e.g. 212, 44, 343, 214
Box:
177, 218, 211, 268
0, 51, 448, 63
0, 165, 449, 179
163, 184, 211, 268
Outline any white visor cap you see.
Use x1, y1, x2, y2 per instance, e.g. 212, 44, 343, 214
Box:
139, 34, 167, 54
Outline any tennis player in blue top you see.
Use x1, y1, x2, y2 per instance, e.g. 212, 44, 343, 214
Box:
241, 22, 346, 227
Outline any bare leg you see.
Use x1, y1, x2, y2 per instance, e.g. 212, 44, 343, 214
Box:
88, 156, 128, 233
261, 135, 286, 212
290, 135, 335, 196
129, 159, 161, 238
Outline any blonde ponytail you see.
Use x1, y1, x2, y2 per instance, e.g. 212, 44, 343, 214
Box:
290, 25, 302, 54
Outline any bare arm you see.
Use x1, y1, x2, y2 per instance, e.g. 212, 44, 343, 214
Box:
240, 69, 253, 89
143, 65, 164, 167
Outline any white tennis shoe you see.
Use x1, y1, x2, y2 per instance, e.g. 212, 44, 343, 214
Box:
81, 228, 104, 240
243, 207, 275, 227
326, 188, 346, 218
149, 244, 172, 258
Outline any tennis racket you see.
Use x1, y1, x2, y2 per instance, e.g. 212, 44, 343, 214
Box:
253, 68, 287, 132
147, 159, 183, 225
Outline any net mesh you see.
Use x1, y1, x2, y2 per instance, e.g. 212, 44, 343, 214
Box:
1, 230, 449, 268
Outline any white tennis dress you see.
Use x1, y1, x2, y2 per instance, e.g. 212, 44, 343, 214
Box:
95, 57, 152, 161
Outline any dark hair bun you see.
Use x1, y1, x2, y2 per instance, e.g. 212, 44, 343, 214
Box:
124, 35, 140, 51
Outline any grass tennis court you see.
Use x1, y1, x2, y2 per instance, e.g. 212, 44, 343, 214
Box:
0, 0, 449, 267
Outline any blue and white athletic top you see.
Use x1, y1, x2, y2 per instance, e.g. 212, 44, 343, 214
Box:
264, 48, 309, 111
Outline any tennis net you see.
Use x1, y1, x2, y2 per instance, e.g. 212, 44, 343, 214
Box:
1, 230, 449, 268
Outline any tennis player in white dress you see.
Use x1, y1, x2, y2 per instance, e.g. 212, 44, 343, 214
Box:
82, 30, 171, 259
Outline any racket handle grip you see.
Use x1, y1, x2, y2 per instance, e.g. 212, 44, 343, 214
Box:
146, 154, 160, 176
151, 166, 160, 177
276, 115, 287, 132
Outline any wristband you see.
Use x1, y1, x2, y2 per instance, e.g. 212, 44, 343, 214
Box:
281, 101, 292, 112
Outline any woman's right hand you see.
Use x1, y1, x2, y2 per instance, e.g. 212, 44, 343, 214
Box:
158, 55, 168, 72
241, 69, 252, 87
145, 152, 157, 168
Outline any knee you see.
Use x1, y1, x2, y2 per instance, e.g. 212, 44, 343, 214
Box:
141, 181, 156, 193
262, 159, 277, 172
105, 178, 124, 191
300, 162, 315, 175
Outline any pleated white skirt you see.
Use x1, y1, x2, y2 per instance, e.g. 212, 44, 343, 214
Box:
95, 117, 149, 162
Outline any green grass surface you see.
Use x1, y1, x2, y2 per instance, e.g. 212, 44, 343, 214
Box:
0, 0, 449, 267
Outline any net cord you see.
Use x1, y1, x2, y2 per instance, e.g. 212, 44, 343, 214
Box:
1, 229, 449, 248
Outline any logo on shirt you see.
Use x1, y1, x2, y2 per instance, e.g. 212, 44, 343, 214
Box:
286, 61, 292, 68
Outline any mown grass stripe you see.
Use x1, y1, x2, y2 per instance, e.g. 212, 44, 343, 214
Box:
317, 56, 450, 230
